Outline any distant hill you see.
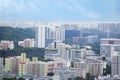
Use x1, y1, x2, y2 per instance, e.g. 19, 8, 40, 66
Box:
0, 26, 35, 41
65, 30, 80, 38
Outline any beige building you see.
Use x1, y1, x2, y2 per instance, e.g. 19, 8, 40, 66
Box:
23, 38, 35, 48
21, 53, 26, 62
74, 59, 106, 76
5, 56, 21, 74
26, 61, 48, 76
19, 62, 27, 76
0, 40, 14, 50
18, 60, 66, 76
18, 38, 35, 48
32, 57, 38, 62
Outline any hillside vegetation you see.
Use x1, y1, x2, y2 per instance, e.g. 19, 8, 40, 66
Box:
0, 26, 44, 60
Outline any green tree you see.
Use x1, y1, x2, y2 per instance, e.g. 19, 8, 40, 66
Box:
0, 47, 45, 65
102, 57, 106, 61
0, 27, 35, 41
75, 76, 84, 80
106, 65, 111, 74
71, 62, 74, 67
13, 77, 17, 80
3, 78, 9, 80
3, 77, 17, 80
68, 78, 72, 80
86, 73, 94, 80
18, 77, 25, 80
103, 68, 107, 75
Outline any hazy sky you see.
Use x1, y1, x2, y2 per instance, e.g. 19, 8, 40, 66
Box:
0, 0, 120, 22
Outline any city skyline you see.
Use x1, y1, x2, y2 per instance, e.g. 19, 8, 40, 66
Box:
0, 0, 120, 79
0, 0, 120, 22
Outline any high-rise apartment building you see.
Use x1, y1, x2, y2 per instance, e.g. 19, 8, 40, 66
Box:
32, 57, 38, 62
112, 52, 120, 78
100, 38, 120, 57
74, 59, 106, 76
19, 62, 27, 76
18, 60, 66, 76
0, 40, 14, 50
54, 26, 65, 41
35, 26, 46, 48
26, 61, 48, 76
0, 58, 3, 80
98, 22, 120, 34
5, 56, 21, 74
35, 24, 65, 48
21, 53, 26, 62
23, 38, 35, 48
